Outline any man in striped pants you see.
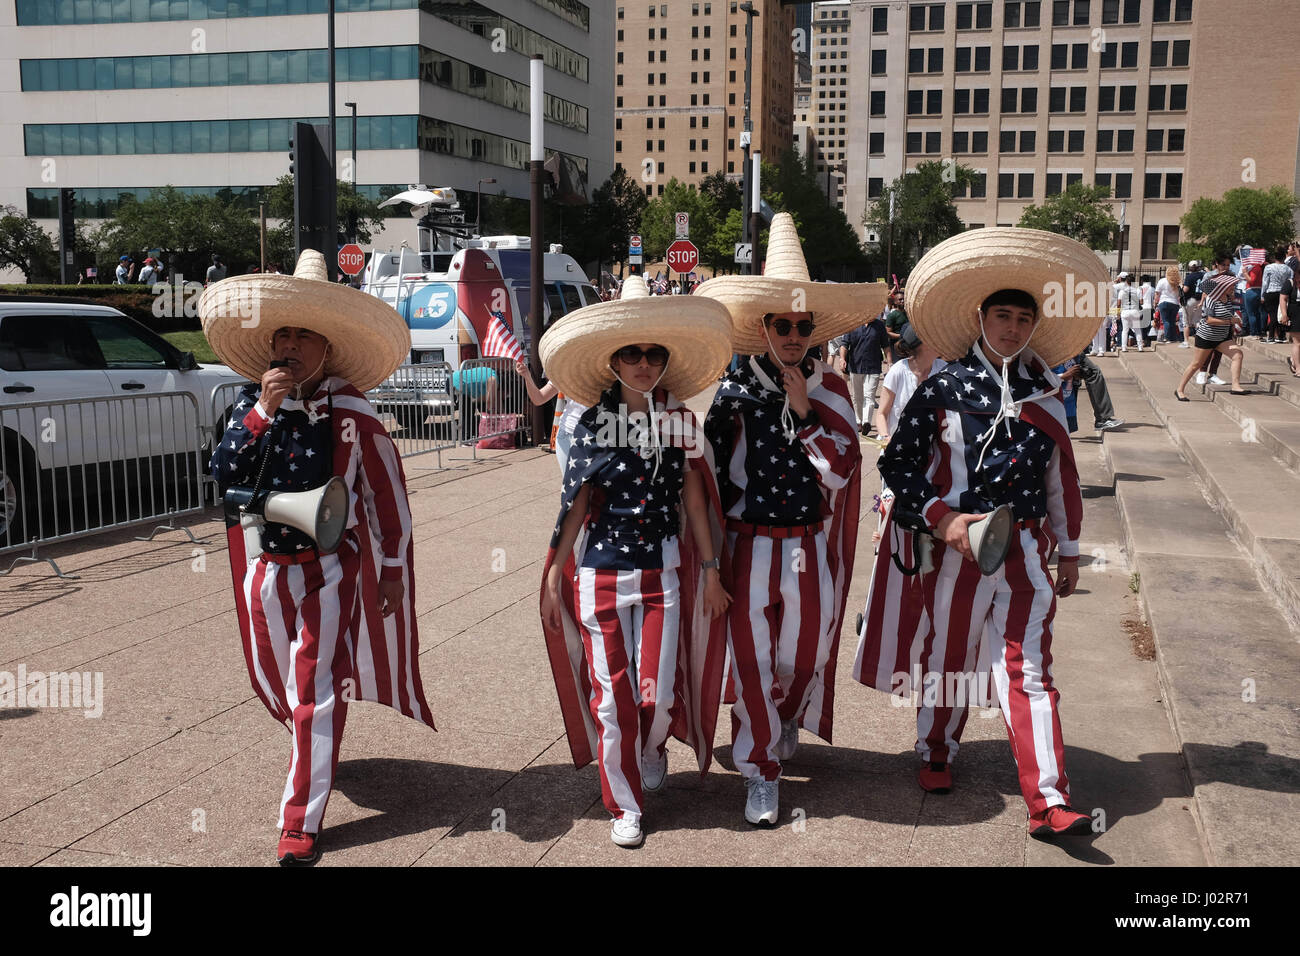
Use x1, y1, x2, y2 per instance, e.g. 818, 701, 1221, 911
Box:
706, 314, 861, 826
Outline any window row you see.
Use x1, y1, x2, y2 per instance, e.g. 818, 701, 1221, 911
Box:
909, 3, 994, 32
26, 183, 411, 220
897, 127, 1186, 158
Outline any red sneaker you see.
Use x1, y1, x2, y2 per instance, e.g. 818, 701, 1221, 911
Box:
277, 829, 320, 865
918, 761, 953, 793
1028, 806, 1092, 839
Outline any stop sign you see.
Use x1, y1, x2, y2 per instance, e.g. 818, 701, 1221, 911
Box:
338, 243, 365, 276
666, 239, 699, 274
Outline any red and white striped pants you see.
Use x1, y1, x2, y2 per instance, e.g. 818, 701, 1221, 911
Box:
576, 553, 682, 821
726, 530, 834, 782
916, 525, 1070, 816
243, 543, 359, 834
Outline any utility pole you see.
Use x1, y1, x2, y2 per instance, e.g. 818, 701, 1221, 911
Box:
739, 2, 758, 252
326, 0, 338, 277
344, 101, 358, 243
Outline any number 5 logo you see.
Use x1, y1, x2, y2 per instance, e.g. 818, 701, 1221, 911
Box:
428, 290, 450, 318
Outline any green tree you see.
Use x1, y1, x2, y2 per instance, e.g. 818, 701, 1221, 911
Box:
699, 170, 742, 216
764, 150, 867, 279
864, 160, 979, 277
90, 186, 261, 282
1017, 182, 1119, 251
1172, 185, 1300, 264
263, 174, 387, 270
576, 166, 648, 277
0, 205, 59, 282
639, 178, 718, 268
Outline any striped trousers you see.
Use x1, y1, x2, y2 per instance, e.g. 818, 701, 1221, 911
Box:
576, 550, 682, 821
727, 530, 835, 782
243, 543, 359, 834
915, 525, 1070, 816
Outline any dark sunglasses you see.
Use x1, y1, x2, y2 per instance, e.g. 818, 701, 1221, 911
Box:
770, 318, 816, 337
613, 345, 670, 367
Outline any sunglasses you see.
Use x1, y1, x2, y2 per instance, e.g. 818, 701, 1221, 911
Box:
770, 318, 816, 337
613, 345, 670, 367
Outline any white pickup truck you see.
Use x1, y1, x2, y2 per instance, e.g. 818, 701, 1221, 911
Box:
0, 299, 245, 547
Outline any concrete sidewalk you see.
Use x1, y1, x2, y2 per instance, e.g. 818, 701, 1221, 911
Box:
0, 429, 1203, 867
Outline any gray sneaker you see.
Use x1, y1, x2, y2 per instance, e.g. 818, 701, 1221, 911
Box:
744, 778, 780, 827
774, 718, 799, 761
1096, 418, 1125, 431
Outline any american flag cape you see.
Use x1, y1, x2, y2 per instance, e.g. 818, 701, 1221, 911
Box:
483, 311, 525, 362
539, 389, 727, 772
224, 381, 435, 730
853, 351, 1078, 697
711, 359, 862, 743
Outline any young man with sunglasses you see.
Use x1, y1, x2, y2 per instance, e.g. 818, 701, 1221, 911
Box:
704, 310, 863, 826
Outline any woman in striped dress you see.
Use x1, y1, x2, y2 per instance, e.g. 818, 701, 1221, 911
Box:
1174, 253, 1248, 400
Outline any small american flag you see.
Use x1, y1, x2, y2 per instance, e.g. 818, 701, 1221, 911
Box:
1241, 247, 1266, 267
482, 311, 524, 361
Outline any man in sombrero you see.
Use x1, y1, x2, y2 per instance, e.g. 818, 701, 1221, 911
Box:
538, 277, 733, 849
854, 228, 1095, 839
200, 250, 434, 865
696, 213, 884, 826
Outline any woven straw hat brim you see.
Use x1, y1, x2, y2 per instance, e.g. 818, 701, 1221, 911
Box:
695, 276, 890, 354
906, 227, 1111, 367
539, 297, 734, 407
198, 274, 410, 391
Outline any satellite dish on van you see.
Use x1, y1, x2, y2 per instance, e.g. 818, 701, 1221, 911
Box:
379, 187, 461, 218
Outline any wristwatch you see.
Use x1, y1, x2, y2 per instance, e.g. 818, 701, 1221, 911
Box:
701, 558, 720, 571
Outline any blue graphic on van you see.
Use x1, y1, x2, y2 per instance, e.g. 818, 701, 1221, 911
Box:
403, 282, 457, 330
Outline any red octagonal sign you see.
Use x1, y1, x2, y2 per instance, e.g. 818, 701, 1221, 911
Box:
338, 243, 366, 276
666, 239, 699, 275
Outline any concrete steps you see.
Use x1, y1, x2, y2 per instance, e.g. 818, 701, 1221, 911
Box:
1082, 358, 1300, 865
1121, 344, 1300, 632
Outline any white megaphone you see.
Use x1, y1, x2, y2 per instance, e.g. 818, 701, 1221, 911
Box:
223, 477, 349, 554
967, 503, 1015, 575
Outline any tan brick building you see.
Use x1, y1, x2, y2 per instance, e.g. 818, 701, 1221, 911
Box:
615, 0, 795, 195
840, 0, 1300, 270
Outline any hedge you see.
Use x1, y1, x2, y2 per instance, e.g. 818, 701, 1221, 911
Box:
0, 284, 201, 333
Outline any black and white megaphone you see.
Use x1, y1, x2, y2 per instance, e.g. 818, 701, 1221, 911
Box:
223, 477, 349, 554
892, 502, 1015, 577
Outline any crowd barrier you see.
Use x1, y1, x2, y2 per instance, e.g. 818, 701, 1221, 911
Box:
2, 363, 540, 576
1, 392, 207, 578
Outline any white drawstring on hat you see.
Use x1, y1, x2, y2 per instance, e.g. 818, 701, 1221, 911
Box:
754, 320, 811, 442
610, 354, 671, 481
973, 308, 1038, 473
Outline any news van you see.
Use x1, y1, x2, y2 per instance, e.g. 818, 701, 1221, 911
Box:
359, 187, 599, 426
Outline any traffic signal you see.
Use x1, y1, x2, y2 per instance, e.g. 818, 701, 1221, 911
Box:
58, 187, 76, 284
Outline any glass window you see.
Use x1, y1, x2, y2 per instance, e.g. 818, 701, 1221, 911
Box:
907, 89, 923, 114
954, 89, 971, 113
267, 50, 288, 84
954, 130, 970, 152
927, 89, 942, 113
1097, 128, 1114, 151
1070, 87, 1086, 111
228, 119, 249, 151
998, 172, 1014, 197
1046, 173, 1062, 196
869, 131, 884, 153
1073, 0, 1088, 24
1167, 129, 1184, 151
1149, 85, 1166, 111
1003, 88, 1019, 113
1144, 172, 1161, 198
1023, 46, 1038, 70
1021, 87, 1037, 112
1150, 41, 1168, 68
1121, 42, 1138, 68
955, 2, 971, 29
1071, 43, 1087, 69
999, 129, 1016, 151
1068, 129, 1084, 151
871, 49, 886, 75
154, 121, 172, 152
1018, 172, 1034, 197
956, 47, 971, 71
1162, 225, 1180, 258
929, 48, 943, 72
972, 130, 988, 151
974, 88, 990, 113
1114, 173, 1131, 198
870, 90, 885, 115
1048, 129, 1064, 152
1052, 0, 1068, 25
1100, 42, 1117, 69
908, 48, 924, 73
1049, 88, 1065, 113
1098, 86, 1115, 111
1003, 45, 1019, 71
872, 7, 887, 31
970, 172, 986, 197
1170, 85, 1187, 110
1171, 40, 1190, 66
1119, 85, 1136, 110
1117, 129, 1133, 151
1020, 130, 1036, 151
906, 131, 922, 153
975, 46, 990, 70
1147, 128, 1164, 151
1050, 43, 1066, 70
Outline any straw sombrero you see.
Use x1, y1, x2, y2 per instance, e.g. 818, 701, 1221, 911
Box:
694, 212, 889, 354
906, 227, 1111, 367
198, 249, 409, 391
539, 276, 733, 407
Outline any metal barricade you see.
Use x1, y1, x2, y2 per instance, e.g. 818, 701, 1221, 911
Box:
1, 391, 208, 578
365, 362, 462, 468
453, 357, 531, 459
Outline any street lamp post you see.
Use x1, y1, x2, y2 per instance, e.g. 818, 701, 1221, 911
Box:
477, 178, 496, 237
344, 101, 357, 242
739, 1, 758, 271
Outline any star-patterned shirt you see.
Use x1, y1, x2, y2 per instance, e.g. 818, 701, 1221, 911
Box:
553, 388, 686, 571
705, 354, 855, 526
877, 345, 1081, 558
210, 383, 334, 555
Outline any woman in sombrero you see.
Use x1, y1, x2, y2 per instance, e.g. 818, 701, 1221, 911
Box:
200, 250, 435, 865
537, 278, 733, 849
854, 227, 1097, 839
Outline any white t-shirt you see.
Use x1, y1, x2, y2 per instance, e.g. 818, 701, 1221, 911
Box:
1139, 283, 1155, 309
558, 397, 586, 437
881, 356, 946, 434
1116, 283, 1141, 312
1155, 277, 1180, 305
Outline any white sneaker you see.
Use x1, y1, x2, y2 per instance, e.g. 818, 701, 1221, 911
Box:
774, 718, 799, 761
642, 750, 667, 793
1179, 342, 1191, 349
744, 778, 780, 827
610, 815, 643, 848
1195, 372, 1207, 385
1209, 375, 1227, 386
